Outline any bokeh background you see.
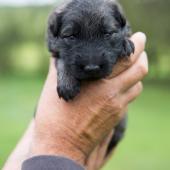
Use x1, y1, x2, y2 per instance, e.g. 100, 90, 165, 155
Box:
0, 0, 170, 169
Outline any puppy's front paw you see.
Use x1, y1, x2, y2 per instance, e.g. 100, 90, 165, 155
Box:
57, 82, 80, 101
121, 39, 135, 58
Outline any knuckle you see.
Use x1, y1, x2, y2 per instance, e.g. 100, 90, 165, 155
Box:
137, 64, 148, 76
116, 103, 123, 111
143, 65, 148, 75
137, 82, 143, 92
106, 87, 119, 100
106, 90, 124, 115
130, 82, 143, 100
133, 83, 143, 98
112, 99, 123, 113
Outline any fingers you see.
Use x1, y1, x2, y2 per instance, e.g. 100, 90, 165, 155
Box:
108, 32, 146, 78
115, 51, 148, 92
123, 82, 143, 104
129, 32, 147, 64
96, 130, 114, 168
85, 130, 114, 170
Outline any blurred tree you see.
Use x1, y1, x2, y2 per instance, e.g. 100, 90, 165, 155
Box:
0, 0, 170, 80
120, 0, 170, 79
0, 7, 51, 74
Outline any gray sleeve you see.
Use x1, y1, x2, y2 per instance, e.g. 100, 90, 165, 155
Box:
22, 156, 85, 170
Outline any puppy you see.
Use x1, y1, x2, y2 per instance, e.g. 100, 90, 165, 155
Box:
47, 0, 134, 155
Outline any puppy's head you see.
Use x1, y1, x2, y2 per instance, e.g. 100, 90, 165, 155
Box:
47, 0, 131, 80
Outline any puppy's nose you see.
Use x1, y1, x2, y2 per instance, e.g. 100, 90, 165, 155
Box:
84, 65, 100, 72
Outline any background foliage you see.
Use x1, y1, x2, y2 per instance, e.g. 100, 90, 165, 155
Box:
0, 0, 170, 169
0, 0, 170, 79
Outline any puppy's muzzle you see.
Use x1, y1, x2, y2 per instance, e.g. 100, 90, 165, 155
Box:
75, 52, 109, 75
84, 64, 100, 73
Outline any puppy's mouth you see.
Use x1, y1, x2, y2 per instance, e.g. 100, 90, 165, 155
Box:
75, 67, 113, 81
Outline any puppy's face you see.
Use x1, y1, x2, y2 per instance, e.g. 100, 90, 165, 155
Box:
48, 0, 130, 80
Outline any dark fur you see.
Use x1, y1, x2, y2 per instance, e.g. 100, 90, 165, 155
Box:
47, 0, 134, 156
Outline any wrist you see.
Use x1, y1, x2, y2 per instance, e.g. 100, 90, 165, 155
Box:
30, 131, 87, 166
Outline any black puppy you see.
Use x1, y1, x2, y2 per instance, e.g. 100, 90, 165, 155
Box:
47, 0, 134, 155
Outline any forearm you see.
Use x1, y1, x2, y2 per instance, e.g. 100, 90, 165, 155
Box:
3, 120, 34, 170
3, 32, 147, 170
3, 119, 85, 170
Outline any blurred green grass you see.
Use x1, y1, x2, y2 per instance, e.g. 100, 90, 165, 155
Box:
0, 76, 170, 169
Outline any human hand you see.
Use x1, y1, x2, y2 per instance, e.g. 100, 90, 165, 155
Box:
30, 32, 148, 167
85, 32, 148, 170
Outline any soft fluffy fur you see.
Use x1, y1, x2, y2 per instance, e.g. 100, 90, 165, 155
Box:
47, 0, 134, 101
47, 0, 134, 155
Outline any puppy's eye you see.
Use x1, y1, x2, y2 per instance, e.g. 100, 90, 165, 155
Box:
62, 35, 76, 41
104, 31, 117, 39
69, 35, 76, 40
104, 33, 113, 38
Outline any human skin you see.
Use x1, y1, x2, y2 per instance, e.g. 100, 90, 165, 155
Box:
31, 32, 148, 165
3, 32, 147, 170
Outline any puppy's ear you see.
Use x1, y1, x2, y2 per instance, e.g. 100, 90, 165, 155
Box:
48, 11, 63, 38
111, 3, 132, 37
111, 4, 134, 57
47, 11, 63, 53
112, 4, 126, 29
